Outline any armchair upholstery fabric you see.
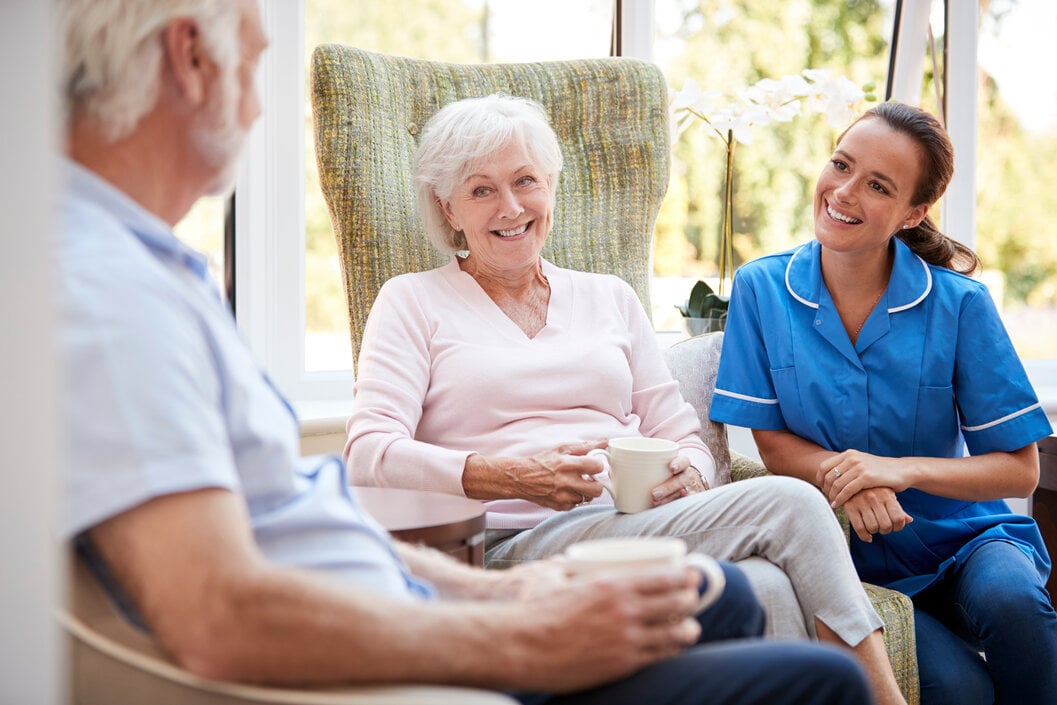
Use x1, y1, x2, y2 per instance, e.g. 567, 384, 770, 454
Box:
663, 333, 920, 705
310, 44, 670, 371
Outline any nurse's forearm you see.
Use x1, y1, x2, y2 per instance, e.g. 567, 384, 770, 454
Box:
752, 429, 837, 488
900, 444, 1039, 501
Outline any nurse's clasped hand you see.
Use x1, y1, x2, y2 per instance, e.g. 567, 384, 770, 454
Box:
817, 450, 914, 543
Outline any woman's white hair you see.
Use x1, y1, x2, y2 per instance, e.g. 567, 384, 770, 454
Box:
58, 0, 242, 142
413, 94, 564, 253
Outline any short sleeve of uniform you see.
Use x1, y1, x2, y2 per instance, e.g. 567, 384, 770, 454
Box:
951, 286, 1052, 454
710, 266, 788, 431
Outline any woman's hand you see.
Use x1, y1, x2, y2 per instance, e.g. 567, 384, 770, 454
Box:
649, 456, 710, 508
520, 440, 611, 510
818, 449, 912, 508
839, 488, 913, 542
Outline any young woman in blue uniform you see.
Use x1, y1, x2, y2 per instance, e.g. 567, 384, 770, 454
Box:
710, 101, 1056, 705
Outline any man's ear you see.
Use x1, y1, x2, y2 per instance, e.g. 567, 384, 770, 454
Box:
161, 18, 210, 106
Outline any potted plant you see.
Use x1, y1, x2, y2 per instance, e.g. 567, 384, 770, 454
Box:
675, 280, 728, 336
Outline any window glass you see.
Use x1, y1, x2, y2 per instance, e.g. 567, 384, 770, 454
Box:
976, 0, 1057, 359
302, 0, 613, 371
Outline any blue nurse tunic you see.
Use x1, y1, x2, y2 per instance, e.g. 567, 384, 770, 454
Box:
710, 238, 1053, 595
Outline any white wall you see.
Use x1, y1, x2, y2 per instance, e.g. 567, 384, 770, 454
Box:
0, 1, 63, 702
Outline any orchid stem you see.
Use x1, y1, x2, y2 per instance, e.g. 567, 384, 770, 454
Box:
719, 130, 735, 297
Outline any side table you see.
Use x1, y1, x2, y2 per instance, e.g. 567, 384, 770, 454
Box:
1032, 435, 1057, 598
353, 486, 487, 567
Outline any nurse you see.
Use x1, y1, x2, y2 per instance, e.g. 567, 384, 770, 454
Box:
710, 101, 1056, 705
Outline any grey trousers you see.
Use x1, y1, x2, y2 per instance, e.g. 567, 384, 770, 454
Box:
485, 475, 883, 646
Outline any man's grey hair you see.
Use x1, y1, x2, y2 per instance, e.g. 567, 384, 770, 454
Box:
58, 0, 242, 142
413, 94, 564, 253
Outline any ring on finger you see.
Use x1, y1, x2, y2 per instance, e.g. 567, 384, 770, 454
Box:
833, 468, 841, 478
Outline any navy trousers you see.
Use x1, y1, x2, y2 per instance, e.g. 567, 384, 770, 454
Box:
914, 540, 1057, 705
516, 561, 873, 705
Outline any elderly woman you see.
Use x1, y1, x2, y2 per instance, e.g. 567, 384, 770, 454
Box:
345, 94, 906, 705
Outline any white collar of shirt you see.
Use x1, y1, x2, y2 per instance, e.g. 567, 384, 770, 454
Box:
784, 237, 933, 314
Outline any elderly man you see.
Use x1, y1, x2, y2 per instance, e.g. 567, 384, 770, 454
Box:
56, 1, 873, 703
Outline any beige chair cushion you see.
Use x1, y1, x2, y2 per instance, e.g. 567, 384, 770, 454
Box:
662, 332, 731, 485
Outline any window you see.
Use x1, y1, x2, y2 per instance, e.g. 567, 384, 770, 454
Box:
239, 0, 1055, 416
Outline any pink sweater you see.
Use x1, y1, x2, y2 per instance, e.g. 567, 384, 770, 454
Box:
345, 258, 715, 530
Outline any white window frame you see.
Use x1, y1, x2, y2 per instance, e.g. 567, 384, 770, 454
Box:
235, 0, 354, 411
236, 0, 1053, 419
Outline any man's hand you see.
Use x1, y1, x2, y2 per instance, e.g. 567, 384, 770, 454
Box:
503, 566, 702, 692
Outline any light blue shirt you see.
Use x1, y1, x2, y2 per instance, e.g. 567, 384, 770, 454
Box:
711, 238, 1052, 595
58, 160, 433, 602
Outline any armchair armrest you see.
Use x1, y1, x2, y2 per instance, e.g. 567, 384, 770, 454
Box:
61, 552, 517, 705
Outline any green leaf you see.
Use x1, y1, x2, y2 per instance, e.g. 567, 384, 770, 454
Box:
687, 280, 714, 316
678, 280, 730, 318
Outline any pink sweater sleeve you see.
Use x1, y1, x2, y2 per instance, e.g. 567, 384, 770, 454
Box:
344, 273, 473, 496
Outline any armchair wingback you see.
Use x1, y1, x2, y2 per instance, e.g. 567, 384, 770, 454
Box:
310, 44, 671, 371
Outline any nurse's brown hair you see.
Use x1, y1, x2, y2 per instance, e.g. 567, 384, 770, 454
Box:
842, 101, 980, 275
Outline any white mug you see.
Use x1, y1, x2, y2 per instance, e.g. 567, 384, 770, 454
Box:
587, 437, 678, 513
564, 537, 726, 614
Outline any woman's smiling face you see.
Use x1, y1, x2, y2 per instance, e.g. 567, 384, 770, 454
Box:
440, 140, 555, 274
813, 116, 929, 256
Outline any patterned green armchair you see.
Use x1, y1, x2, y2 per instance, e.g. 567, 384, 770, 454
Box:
664, 332, 919, 705
310, 44, 918, 704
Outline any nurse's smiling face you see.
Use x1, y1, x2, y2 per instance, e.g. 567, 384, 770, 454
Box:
440, 140, 555, 276
813, 117, 929, 256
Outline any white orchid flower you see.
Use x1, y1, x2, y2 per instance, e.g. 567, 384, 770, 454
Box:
671, 78, 722, 116
801, 70, 866, 127
743, 77, 806, 122
707, 103, 771, 145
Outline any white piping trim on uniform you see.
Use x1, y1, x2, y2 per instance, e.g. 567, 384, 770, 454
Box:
888, 253, 932, 313
715, 388, 780, 405
961, 402, 1042, 432
784, 244, 817, 309
785, 244, 933, 315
